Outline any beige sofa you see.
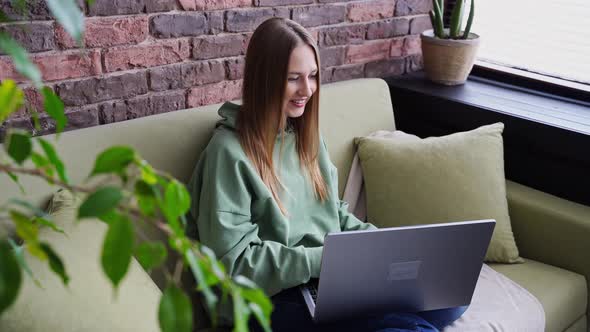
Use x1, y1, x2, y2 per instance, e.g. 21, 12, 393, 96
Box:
0, 78, 588, 332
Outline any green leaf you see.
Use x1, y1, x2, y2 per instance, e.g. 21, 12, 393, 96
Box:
39, 242, 69, 285
5, 130, 31, 165
158, 284, 193, 332
137, 195, 156, 217
7, 239, 41, 288
34, 217, 65, 235
6, 172, 25, 195
450, 0, 465, 38
10, 210, 46, 260
462, 0, 475, 39
0, 33, 42, 88
135, 180, 155, 197
242, 287, 272, 322
248, 302, 271, 332
45, 0, 84, 45
0, 240, 22, 315
30, 151, 55, 179
164, 179, 191, 217
31, 110, 41, 131
90, 146, 135, 177
101, 214, 134, 288
38, 138, 69, 184
134, 242, 167, 271
185, 248, 217, 311
232, 289, 250, 332
0, 79, 24, 124
41, 87, 67, 134
78, 187, 123, 219
11, 210, 38, 244
138, 160, 158, 185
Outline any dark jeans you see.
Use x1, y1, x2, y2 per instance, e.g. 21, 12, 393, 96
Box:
249, 287, 467, 332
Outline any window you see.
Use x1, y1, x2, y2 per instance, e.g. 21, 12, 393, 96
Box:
468, 0, 590, 90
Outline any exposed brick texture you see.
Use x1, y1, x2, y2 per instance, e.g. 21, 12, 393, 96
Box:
150, 13, 208, 38
0, 0, 52, 20
103, 39, 191, 72
365, 58, 405, 77
226, 8, 290, 32
187, 79, 243, 107
193, 34, 249, 60
56, 16, 149, 49
225, 57, 245, 80
0, 22, 55, 54
346, 39, 391, 64
395, 0, 432, 16
1, 0, 427, 136
88, 0, 145, 16
347, 0, 395, 22
56, 71, 149, 106
410, 15, 432, 35
366, 18, 409, 40
292, 5, 346, 27
256, 0, 312, 6
149, 61, 225, 91
320, 25, 365, 47
37, 105, 100, 136
1, 50, 102, 82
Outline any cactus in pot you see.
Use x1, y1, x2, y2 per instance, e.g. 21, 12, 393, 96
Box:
420, 0, 480, 85
429, 0, 475, 39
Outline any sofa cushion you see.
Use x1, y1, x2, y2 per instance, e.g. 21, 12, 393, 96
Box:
490, 259, 587, 332
0, 189, 162, 332
355, 123, 521, 263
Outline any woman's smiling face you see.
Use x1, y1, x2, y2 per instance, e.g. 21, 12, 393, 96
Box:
282, 44, 318, 118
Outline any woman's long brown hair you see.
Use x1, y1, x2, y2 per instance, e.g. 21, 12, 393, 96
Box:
238, 17, 328, 215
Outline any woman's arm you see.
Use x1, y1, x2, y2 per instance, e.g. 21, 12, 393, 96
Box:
188, 140, 321, 296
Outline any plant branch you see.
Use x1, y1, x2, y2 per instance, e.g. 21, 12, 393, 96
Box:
0, 163, 92, 193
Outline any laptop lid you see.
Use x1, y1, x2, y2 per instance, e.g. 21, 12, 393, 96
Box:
306, 219, 495, 323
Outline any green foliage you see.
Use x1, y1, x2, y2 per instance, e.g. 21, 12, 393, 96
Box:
101, 213, 134, 288
135, 242, 167, 271
40, 243, 69, 285
429, 0, 475, 39
0, 1, 274, 329
91, 146, 136, 177
41, 87, 67, 134
0, 240, 22, 314
5, 130, 31, 165
78, 187, 123, 219
158, 284, 193, 332
38, 138, 69, 184
0, 34, 42, 88
45, 0, 84, 45
0, 80, 24, 124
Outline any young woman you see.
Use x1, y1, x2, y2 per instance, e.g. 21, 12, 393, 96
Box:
187, 17, 467, 332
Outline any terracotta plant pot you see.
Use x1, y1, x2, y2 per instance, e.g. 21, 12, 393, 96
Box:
420, 29, 480, 86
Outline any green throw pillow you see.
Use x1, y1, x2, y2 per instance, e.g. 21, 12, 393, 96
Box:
0, 189, 162, 332
356, 123, 522, 263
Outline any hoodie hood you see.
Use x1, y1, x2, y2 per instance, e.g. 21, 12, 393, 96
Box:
217, 101, 295, 135
217, 101, 241, 131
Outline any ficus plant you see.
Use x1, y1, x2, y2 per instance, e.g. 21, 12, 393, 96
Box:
0, 1, 272, 331
429, 0, 475, 39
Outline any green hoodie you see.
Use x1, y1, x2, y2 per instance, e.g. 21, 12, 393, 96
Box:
186, 102, 375, 303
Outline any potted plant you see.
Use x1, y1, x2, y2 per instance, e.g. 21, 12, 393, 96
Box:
421, 0, 479, 85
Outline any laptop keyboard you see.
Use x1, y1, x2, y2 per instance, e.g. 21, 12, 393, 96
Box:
307, 279, 319, 304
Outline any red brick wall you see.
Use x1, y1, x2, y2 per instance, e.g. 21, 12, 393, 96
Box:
0, 0, 432, 136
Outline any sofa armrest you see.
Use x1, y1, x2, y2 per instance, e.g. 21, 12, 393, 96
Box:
506, 180, 590, 317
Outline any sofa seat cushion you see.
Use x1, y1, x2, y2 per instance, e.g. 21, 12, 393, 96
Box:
490, 259, 587, 332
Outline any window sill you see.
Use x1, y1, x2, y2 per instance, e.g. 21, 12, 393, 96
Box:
384, 71, 590, 206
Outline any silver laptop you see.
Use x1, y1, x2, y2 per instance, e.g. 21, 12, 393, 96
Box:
300, 219, 495, 323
